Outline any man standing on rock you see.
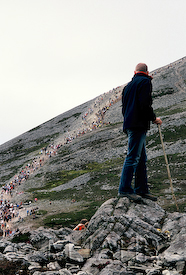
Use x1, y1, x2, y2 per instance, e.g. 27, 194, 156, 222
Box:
118, 63, 162, 202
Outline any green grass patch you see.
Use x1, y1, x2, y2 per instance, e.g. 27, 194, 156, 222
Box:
29, 170, 88, 191
163, 199, 186, 213
29, 158, 123, 201
147, 153, 186, 196
30, 161, 121, 203
11, 232, 31, 243
51, 147, 72, 159
109, 122, 123, 126
155, 106, 186, 116
28, 125, 41, 132
146, 125, 186, 148
58, 112, 82, 124
0, 142, 49, 166
36, 209, 47, 215
43, 201, 102, 228
152, 87, 174, 98
162, 125, 186, 143
81, 158, 124, 172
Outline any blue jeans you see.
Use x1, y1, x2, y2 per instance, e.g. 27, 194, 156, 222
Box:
118, 129, 149, 194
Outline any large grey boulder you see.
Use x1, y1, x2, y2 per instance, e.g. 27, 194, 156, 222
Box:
28, 261, 42, 273
70, 197, 186, 274
33, 271, 71, 275
47, 260, 61, 270
64, 243, 84, 264
0, 239, 12, 253
161, 212, 186, 270
58, 270, 73, 275
3, 244, 17, 253
30, 227, 59, 248
28, 251, 48, 266
51, 240, 70, 252
80, 198, 166, 253
76, 272, 93, 275
54, 228, 73, 239
33, 270, 73, 275
4, 251, 28, 263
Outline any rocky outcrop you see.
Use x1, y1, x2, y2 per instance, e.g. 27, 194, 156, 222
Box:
0, 198, 186, 274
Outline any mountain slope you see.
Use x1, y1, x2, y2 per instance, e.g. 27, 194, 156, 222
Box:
0, 57, 186, 230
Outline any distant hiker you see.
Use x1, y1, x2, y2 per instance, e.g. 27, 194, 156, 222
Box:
73, 219, 88, 231
118, 63, 162, 202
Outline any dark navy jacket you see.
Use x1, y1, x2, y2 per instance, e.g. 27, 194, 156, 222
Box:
122, 73, 156, 132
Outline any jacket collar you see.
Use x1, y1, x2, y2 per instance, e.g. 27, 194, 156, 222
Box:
134, 71, 153, 79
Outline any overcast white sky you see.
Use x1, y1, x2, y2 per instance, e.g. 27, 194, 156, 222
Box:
0, 0, 186, 145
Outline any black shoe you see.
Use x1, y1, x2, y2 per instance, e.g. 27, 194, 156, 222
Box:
137, 193, 157, 201
118, 193, 143, 202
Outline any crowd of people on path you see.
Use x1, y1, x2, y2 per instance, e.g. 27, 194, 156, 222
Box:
63, 87, 122, 144
0, 143, 64, 238
0, 192, 23, 237
0, 87, 123, 238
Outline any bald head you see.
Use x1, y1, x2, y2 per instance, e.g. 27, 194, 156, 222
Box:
135, 63, 148, 73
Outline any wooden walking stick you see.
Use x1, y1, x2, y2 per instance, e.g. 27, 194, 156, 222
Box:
158, 124, 179, 211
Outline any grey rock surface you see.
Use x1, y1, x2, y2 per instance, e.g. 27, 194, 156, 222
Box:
0, 198, 185, 274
